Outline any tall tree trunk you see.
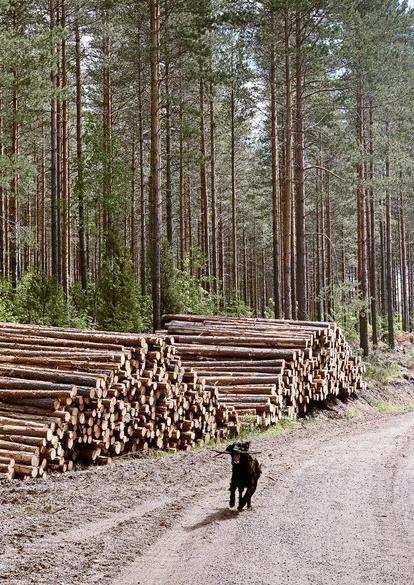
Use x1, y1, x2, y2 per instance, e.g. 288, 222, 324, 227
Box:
50, 0, 60, 283
149, 0, 162, 330
209, 79, 218, 293
380, 214, 387, 317
9, 6, 21, 285
10, 82, 19, 285
178, 89, 185, 269
0, 93, 4, 276
102, 25, 113, 244
252, 221, 258, 315
165, 60, 173, 246
61, 0, 69, 295
399, 184, 410, 332
188, 175, 193, 276
230, 86, 238, 297
283, 11, 292, 318
326, 180, 333, 317
270, 10, 281, 318
218, 204, 224, 301
295, 11, 306, 320
40, 127, 46, 273
130, 137, 137, 271
261, 247, 266, 317
368, 100, 378, 347
320, 168, 326, 320
138, 49, 146, 294
384, 124, 394, 349
409, 243, 414, 331
75, 5, 87, 292
291, 193, 297, 318
356, 87, 369, 356
199, 74, 210, 289
242, 228, 248, 304
315, 179, 323, 320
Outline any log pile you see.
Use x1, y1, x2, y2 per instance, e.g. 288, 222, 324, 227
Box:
0, 314, 364, 480
162, 314, 365, 423
0, 323, 235, 480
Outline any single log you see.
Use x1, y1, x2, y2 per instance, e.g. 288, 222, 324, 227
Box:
0, 462, 15, 479
200, 376, 283, 386
0, 439, 40, 453
0, 448, 40, 466
175, 344, 302, 361
0, 425, 54, 441
0, 366, 106, 388
13, 463, 38, 478
174, 335, 309, 349
0, 389, 76, 400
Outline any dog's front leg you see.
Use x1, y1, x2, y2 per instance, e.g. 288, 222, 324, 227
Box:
237, 486, 244, 510
229, 478, 236, 508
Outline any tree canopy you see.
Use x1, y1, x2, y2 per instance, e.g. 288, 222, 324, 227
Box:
0, 0, 413, 352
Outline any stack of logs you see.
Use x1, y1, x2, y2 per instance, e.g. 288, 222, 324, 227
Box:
0, 322, 236, 480
0, 315, 364, 480
162, 314, 365, 424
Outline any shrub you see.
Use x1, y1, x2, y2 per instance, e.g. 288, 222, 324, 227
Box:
0, 277, 15, 322
95, 248, 152, 332
14, 272, 69, 326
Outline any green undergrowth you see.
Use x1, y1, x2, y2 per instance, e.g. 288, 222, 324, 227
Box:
115, 416, 323, 465
364, 363, 402, 385
238, 415, 304, 440
194, 415, 322, 453
345, 407, 364, 419
117, 391, 414, 466
363, 350, 405, 385
373, 402, 414, 414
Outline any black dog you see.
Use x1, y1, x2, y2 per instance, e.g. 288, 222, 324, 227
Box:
226, 440, 261, 510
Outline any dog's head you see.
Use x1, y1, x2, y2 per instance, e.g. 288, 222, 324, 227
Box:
225, 440, 250, 464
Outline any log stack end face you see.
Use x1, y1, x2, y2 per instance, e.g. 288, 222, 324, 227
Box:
0, 317, 364, 480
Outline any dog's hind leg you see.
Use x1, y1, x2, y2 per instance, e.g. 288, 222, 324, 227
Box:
237, 486, 246, 511
240, 484, 257, 509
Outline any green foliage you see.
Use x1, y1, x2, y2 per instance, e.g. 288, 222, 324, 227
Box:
160, 245, 253, 318
345, 408, 364, 419
68, 282, 95, 329
14, 272, 69, 326
0, 269, 152, 333
374, 402, 414, 414
82, 112, 131, 220
364, 350, 402, 385
95, 243, 152, 333
161, 245, 215, 315
0, 278, 15, 322
364, 363, 401, 385
327, 283, 368, 342
219, 292, 253, 317
233, 416, 306, 442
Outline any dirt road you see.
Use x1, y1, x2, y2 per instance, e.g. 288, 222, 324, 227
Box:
1, 411, 413, 585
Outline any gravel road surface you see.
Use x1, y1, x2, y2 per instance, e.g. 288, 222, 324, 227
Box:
1, 411, 413, 585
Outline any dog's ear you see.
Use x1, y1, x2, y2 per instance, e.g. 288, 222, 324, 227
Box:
225, 442, 235, 453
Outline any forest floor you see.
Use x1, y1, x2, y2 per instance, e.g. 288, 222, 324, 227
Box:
1, 349, 414, 585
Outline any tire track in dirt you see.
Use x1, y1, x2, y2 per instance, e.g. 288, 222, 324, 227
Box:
2, 498, 171, 585
1, 412, 413, 585
113, 413, 414, 585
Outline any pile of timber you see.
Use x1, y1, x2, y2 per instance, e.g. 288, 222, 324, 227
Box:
0, 322, 235, 480
161, 315, 365, 424
0, 315, 364, 480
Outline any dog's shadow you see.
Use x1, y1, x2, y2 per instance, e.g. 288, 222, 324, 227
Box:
185, 507, 240, 531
